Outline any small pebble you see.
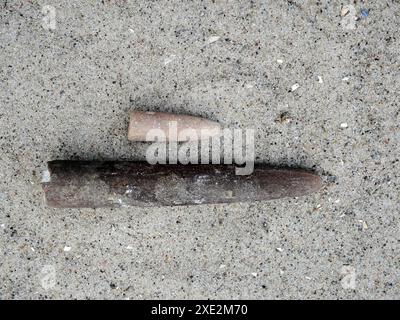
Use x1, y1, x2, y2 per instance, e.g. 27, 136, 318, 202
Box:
207, 35, 220, 44
317, 76, 323, 84
251, 272, 258, 277
291, 83, 300, 91
126, 245, 134, 250
360, 9, 369, 18
359, 220, 368, 230
276, 247, 284, 252
313, 204, 322, 212
342, 76, 350, 82
341, 7, 350, 17
276, 59, 284, 64
277, 111, 292, 124
340, 122, 348, 128
164, 55, 175, 66
219, 264, 226, 269
63, 246, 71, 252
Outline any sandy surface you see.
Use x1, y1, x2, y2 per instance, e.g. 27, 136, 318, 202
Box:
0, 0, 399, 299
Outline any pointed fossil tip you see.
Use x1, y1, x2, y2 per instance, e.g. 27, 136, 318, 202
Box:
304, 171, 323, 194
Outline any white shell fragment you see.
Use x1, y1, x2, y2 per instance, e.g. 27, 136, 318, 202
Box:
291, 83, 300, 91
207, 36, 220, 44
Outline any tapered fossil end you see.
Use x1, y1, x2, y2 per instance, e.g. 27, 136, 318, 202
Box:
128, 111, 221, 142
285, 170, 323, 197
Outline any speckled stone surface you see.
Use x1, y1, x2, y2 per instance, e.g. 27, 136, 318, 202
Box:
0, 0, 399, 299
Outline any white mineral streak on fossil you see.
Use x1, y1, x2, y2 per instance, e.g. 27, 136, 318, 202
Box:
41, 169, 51, 183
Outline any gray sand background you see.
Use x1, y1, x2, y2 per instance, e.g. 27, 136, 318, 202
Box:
0, 0, 399, 299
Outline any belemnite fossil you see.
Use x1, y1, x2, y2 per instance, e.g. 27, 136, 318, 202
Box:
42, 161, 322, 208
128, 111, 221, 142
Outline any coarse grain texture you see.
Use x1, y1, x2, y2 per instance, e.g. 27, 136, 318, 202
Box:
0, 0, 399, 299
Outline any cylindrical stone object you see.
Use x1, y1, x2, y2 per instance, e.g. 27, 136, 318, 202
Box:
42, 161, 322, 208
128, 111, 221, 142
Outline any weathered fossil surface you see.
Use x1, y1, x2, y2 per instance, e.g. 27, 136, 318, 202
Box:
42, 161, 322, 208
43, 161, 321, 208
128, 111, 221, 142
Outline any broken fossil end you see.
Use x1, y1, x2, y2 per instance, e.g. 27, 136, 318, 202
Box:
127, 111, 221, 142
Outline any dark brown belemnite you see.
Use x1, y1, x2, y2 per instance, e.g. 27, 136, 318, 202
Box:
42, 161, 322, 208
